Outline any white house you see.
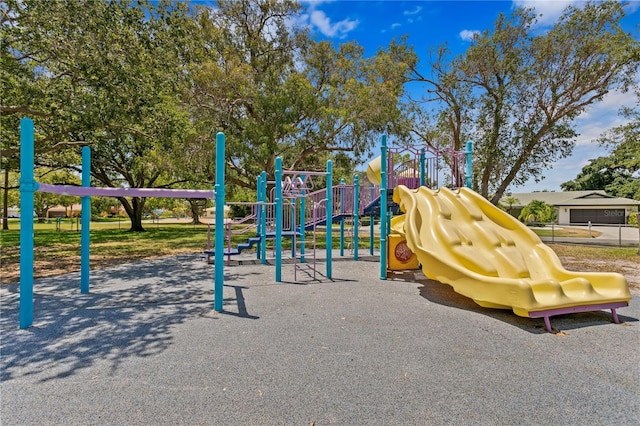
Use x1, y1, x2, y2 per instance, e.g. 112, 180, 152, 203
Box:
502, 191, 639, 225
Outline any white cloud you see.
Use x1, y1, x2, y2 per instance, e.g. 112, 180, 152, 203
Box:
624, 1, 640, 14
459, 29, 480, 41
512, 0, 581, 26
309, 10, 359, 38
403, 6, 423, 16
574, 88, 635, 146
300, 2, 359, 38
391, 22, 402, 29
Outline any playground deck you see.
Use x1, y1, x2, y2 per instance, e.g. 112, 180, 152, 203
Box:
1, 254, 638, 425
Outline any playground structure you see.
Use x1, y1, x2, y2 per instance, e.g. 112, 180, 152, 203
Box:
206, 160, 378, 281
17, 116, 632, 332
18, 118, 228, 329
366, 138, 631, 332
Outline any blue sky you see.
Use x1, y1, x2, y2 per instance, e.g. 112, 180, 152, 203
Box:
298, 0, 640, 193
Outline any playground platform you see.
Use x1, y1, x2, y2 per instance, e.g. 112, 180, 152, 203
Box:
1, 255, 638, 425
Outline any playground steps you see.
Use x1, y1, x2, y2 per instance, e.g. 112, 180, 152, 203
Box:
302, 214, 349, 231
362, 194, 401, 216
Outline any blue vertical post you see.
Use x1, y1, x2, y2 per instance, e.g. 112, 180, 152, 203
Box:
260, 171, 267, 264
325, 160, 333, 279
339, 178, 345, 257
353, 174, 360, 260
255, 175, 261, 260
275, 158, 283, 282
80, 146, 91, 293
380, 135, 388, 280
465, 141, 473, 189
19, 118, 36, 329
214, 132, 226, 312
420, 148, 426, 187
299, 175, 306, 263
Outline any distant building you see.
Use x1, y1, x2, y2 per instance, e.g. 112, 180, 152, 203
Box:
46, 204, 82, 218
203, 206, 231, 219
501, 191, 639, 225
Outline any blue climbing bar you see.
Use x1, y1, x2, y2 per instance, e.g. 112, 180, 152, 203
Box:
214, 132, 226, 311
19, 118, 36, 329
80, 146, 91, 293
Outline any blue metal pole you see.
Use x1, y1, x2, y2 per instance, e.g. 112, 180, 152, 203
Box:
299, 175, 306, 263
465, 140, 473, 189
353, 174, 360, 260
214, 132, 226, 312
380, 135, 388, 280
420, 148, 426, 187
275, 158, 283, 282
339, 178, 345, 257
19, 118, 36, 329
260, 171, 267, 264
256, 174, 261, 260
80, 146, 91, 293
326, 160, 333, 279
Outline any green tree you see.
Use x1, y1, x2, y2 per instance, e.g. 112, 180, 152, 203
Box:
518, 200, 556, 224
409, 1, 639, 203
32, 169, 81, 219
2, 0, 199, 231
561, 88, 640, 200
502, 196, 520, 215
189, 0, 414, 193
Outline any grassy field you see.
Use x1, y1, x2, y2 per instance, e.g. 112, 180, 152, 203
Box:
1, 219, 637, 285
0, 219, 366, 283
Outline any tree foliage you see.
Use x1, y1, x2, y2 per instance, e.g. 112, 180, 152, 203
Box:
561, 89, 640, 200
409, 1, 639, 204
2, 0, 199, 231
188, 0, 414, 191
518, 200, 556, 224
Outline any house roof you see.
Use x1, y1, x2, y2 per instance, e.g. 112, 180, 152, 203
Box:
48, 203, 82, 211
502, 191, 640, 207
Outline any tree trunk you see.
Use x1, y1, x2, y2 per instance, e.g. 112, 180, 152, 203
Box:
129, 197, 146, 232
119, 197, 146, 232
188, 199, 206, 224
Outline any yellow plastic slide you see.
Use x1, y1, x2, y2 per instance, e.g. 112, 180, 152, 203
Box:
392, 185, 631, 319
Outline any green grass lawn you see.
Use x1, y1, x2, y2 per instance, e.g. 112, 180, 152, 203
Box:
0, 219, 376, 283
2, 219, 636, 284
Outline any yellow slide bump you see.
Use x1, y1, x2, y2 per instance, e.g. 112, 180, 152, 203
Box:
392, 185, 631, 318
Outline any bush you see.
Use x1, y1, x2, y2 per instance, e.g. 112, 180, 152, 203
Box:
518, 200, 556, 224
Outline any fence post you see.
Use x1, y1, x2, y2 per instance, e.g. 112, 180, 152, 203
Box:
619, 223, 622, 248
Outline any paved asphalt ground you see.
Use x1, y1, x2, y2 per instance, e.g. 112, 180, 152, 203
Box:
1, 254, 638, 425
